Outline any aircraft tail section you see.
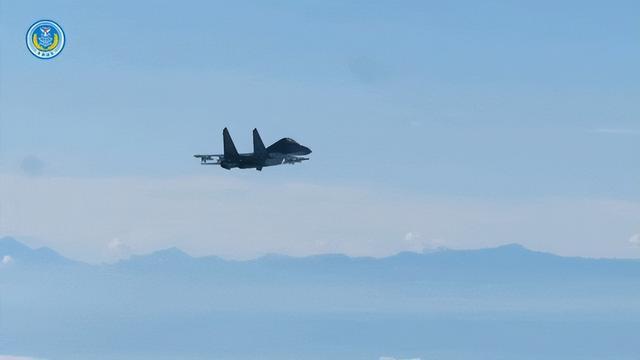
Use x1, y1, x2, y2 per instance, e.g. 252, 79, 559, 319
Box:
223, 128, 239, 159
253, 128, 266, 157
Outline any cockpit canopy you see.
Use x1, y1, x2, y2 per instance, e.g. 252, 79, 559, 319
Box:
273, 138, 299, 146
267, 137, 311, 155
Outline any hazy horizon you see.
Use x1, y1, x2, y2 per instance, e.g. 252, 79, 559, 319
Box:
2, 234, 639, 360
3, 236, 640, 265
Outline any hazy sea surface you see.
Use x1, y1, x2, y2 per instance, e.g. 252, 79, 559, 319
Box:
1, 238, 639, 360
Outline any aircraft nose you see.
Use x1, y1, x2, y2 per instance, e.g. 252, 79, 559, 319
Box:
302, 146, 312, 155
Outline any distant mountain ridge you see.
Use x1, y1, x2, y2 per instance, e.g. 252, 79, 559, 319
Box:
0, 236, 572, 266
2, 236, 639, 282
0, 236, 77, 265
2, 236, 640, 360
2, 235, 638, 265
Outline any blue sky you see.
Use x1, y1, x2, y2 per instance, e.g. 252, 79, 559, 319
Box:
0, 0, 639, 262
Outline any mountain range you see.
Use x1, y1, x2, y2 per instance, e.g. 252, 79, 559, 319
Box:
1, 236, 639, 360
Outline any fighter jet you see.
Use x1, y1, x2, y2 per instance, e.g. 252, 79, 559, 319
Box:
194, 128, 311, 171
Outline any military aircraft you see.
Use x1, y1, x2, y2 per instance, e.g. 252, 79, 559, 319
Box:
194, 128, 311, 171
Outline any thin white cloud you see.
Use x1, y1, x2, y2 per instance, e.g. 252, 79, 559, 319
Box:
1, 255, 14, 265
403, 232, 426, 252
403, 232, 445, 253
1, 174, 639, 262
106, 238, 133, 260
629, 233, 640, 247
404, 232, 416, 242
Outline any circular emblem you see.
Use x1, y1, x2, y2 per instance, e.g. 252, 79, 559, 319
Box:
26, 20, 65, 59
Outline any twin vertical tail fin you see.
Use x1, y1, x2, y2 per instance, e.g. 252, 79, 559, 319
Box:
253, 128, 266, 157
224, 127, 266, 161
223, 127, 239, 159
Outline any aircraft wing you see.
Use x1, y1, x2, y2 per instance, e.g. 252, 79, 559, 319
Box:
194, 154, 223, 165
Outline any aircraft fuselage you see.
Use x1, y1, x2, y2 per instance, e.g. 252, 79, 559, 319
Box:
195, 128, 311, 171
